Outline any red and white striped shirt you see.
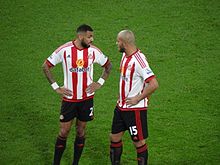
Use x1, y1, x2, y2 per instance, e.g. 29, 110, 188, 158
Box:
117, 49, 155, 111
46, 41, 109, 102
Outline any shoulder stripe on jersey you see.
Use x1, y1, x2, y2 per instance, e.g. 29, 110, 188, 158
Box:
134, 53, 146, 68
137, 53, 147, 67
134, 54, 143, 67
135, 53, 146, 68
55, 41, 73, 54
90, 45, 102, 53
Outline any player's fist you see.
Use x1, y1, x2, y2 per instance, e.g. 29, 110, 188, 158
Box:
126, 95, 141, 107
86, 82, 101, 94
55, 87, 72, 97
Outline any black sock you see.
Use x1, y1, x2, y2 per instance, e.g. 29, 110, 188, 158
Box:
72, 136, 85, 165
110, 141, 123, 165
136, 144, 148, 165
53, 135, 67, 165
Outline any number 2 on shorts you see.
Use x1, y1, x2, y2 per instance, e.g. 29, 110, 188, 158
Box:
89, 107, 94, 116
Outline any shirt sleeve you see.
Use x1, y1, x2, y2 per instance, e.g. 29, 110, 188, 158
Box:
136, 54, 155, 82
93, 49, 108, 66
47, 50, 63, 66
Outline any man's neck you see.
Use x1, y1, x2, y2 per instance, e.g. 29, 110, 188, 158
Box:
125, 46, 137, 57
74, 39, 83, 49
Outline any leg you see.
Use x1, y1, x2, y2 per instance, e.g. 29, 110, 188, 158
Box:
72, 98, 94, 165
110, 132, 124, 165
72, 119, 87, 165
130, 110, 148, 165
110, 107, 127, 165
53, 120, 73, 165
52, 100, 77, 165
133, 140, 148, 165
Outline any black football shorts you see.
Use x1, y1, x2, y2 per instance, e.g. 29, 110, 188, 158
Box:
111, 106, 148, 141
59, 98, 94, 122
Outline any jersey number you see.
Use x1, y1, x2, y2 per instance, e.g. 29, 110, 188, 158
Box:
129, 126, 138, 135
89, 107, 94, 116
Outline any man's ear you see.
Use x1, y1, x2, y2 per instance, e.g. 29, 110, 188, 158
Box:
122, 42, 126, 49
78, 33, 83, 40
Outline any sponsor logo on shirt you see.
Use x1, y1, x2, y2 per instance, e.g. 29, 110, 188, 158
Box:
69, 67, 90, 73
69, 59, 90, 73
76, 59, 84, 68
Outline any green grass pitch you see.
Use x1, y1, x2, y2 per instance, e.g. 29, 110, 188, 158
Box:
0, 0, 219, 164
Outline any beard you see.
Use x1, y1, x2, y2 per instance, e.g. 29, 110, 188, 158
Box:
81, 40, 90, 48
119, 47, 125, 53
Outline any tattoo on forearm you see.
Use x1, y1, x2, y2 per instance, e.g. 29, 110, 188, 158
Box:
102, 62, 112, 80
42, 64, 54, 84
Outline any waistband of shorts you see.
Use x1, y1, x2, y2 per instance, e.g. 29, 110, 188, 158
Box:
116, 104, 147, 111
63, 95, 94, 102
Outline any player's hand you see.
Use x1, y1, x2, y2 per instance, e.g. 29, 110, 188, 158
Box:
55, 86, 72, 97
86, 82, 101, 94
126, 95, 140, 107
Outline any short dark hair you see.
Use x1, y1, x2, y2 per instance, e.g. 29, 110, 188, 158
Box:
76, 24, 93, 33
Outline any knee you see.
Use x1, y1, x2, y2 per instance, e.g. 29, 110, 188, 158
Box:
110, 133, 122, 142
133, 139, 146, 148
59, 128, 71, 138
76, 126, 85, 137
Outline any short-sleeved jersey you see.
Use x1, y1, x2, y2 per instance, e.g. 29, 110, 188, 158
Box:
46, 41, 108, 102
117, 49, 155, 111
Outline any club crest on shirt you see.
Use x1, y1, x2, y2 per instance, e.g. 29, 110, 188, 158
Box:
121, 65, 132, 74
76, 59, 84, 68
127, 65, 132, 70
88, 53, 93, 59
121, 75, 128, 82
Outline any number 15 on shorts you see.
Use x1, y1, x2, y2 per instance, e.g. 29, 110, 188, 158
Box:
129, 126, 137, 135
